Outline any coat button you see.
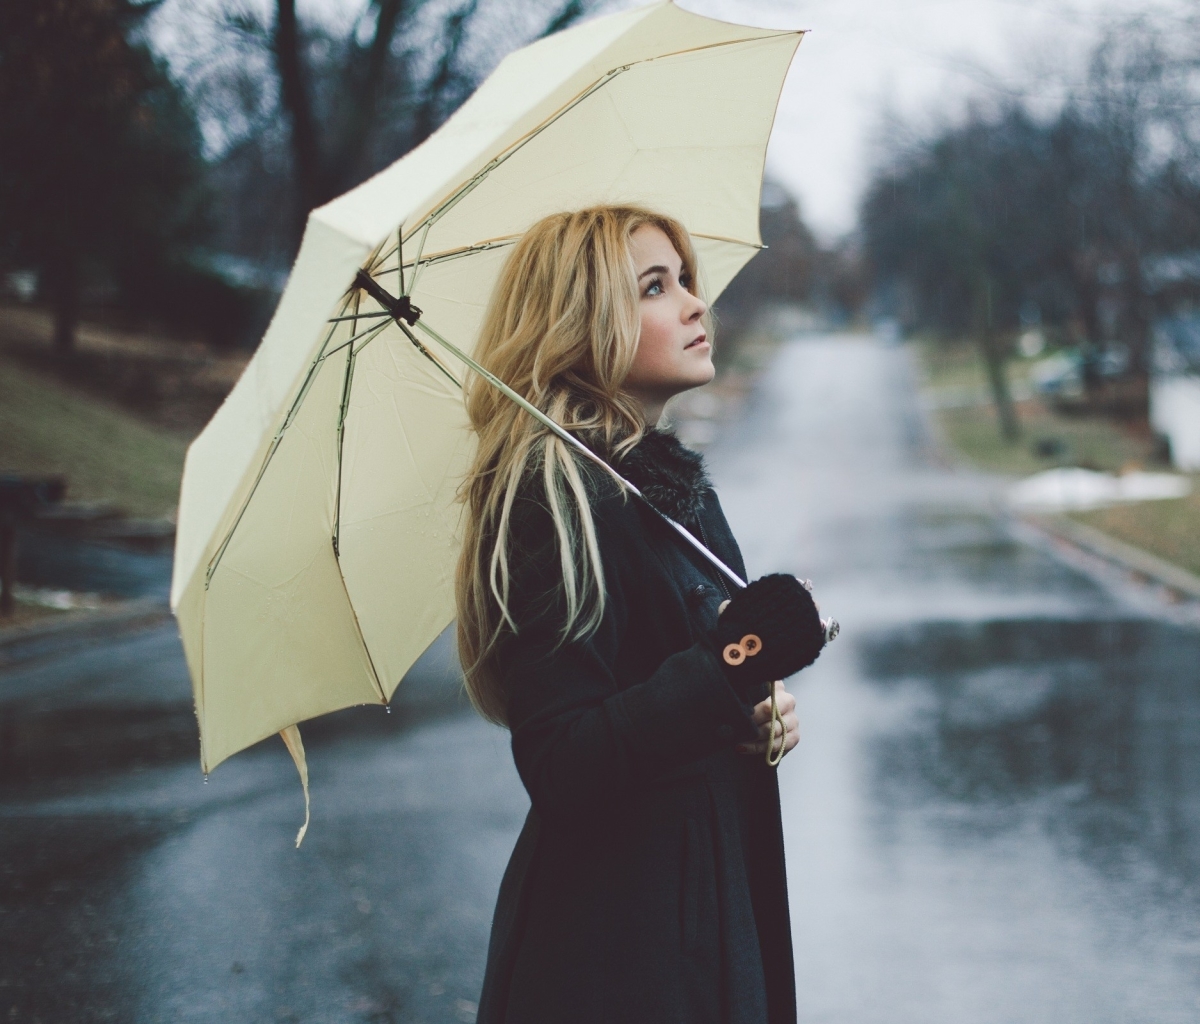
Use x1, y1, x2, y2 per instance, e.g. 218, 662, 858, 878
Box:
686, 584, 710, 607
716, 723, 733, 741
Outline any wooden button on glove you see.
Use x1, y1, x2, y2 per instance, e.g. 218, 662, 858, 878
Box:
723, 634, 762, 665
706, 573, 827, 693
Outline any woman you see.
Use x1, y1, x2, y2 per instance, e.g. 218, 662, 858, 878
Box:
456, 206, 827, 1024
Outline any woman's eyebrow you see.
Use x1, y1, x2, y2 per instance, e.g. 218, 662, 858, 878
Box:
637, 264, 672, 280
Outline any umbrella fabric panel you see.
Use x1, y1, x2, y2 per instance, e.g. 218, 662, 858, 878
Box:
200, 344, 382, 771
338, 317, 474, 693
690, 236, 759, 306
414, 35, 797, 266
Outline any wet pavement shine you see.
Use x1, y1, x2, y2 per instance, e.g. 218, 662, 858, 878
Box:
3, 333, 1200, 1023
713, 335, 1200, 1024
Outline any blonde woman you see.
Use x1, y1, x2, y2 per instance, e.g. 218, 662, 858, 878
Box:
458, 206, 827, 1024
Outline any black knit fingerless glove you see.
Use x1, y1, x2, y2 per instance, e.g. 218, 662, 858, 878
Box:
703, 573, 826, 697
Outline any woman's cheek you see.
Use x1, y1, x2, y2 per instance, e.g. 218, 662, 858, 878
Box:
640, 314, 673, 370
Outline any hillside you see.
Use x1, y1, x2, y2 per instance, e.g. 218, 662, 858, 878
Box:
0, 353, 190, 518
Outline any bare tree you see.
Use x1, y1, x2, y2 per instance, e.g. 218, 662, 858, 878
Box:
253, 0, 601, 247
861, 10, 1200, 427
0, 0, 204, 353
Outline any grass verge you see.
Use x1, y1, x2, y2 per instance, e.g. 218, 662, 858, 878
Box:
936, 399, 1155, 476
0, 353, 189, 517
1069, 490, 1200, 579
917, 339, 1200, 580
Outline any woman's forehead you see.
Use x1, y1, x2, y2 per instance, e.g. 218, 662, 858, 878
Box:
629, 223, 682, 270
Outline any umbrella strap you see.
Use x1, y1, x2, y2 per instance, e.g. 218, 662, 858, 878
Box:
766, 684, 786, 767
279, 724, 310, 848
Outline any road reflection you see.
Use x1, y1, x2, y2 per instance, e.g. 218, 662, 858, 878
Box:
861, 617, 1200, 885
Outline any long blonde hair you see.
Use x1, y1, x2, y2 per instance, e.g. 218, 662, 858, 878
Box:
454, 205, 706, 725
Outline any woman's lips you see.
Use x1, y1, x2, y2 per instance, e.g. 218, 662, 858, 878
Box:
685, 336, 709, 349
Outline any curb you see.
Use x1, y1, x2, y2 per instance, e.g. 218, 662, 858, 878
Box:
1017, 513, 1200, 603
0, 598, 174, 671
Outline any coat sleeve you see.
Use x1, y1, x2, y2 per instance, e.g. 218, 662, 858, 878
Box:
498, 484, 760, 824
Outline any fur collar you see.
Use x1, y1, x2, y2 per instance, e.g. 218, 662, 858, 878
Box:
611, 427, 711, 524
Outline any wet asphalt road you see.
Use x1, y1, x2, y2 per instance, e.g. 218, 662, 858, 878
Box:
4, 333, 1200, 1023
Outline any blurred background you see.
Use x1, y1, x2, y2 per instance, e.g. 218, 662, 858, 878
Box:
2, 2, 1199, 1022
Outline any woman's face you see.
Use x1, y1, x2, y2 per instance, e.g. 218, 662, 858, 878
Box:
623, 223, 713, 421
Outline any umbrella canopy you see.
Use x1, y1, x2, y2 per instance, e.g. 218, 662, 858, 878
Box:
171, 1, 803, 782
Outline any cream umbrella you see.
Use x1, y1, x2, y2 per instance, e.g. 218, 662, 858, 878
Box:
170, 0, 808, 841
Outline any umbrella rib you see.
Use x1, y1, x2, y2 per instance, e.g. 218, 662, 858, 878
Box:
333, 293, 360, 559
330, 550, 388, 704
384, 66, 633, 300
322, 320, 391, 360
327, 310, 391, 324
406, 220, 434, 296
691, 232, 766, 250
390, 322, 462, 387
326, 301, 457, 383
370, 237, 520, 284
408, 319, 747, 590
397, 225, 406, 295
351, 274, 461, 385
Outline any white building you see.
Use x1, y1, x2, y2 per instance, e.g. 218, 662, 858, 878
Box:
1151, 314, 1200, 471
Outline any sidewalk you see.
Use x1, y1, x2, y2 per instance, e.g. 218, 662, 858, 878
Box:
0, 597, 172, 671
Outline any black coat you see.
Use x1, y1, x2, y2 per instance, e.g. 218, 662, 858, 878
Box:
476, 430, 796, 1024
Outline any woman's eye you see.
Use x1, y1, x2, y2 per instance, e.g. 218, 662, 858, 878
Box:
643, 278, 663, 297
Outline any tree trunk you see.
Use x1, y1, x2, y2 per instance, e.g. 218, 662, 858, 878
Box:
275, 0, 323, 235
975, 276, 1019, 442
1075, 272, 1106, 398
0, 520, 16, 617
410, 0, 480, 146
1120, 253, 1153, 420
44, 251, 80, 356
335, 0, 408, 188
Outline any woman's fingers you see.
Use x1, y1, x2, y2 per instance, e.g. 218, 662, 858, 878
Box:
738, 682, 799, 757
737, 708, 799, 756
749, 682, 795, 727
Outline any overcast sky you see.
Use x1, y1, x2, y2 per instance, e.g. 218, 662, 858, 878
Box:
159, 0, 1190, 243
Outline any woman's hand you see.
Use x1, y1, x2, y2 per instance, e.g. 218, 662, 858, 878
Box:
736, 681, 799, 758
710, 574, 826, 689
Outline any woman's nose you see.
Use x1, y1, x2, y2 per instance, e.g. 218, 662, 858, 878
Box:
685, 293, 707, 322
